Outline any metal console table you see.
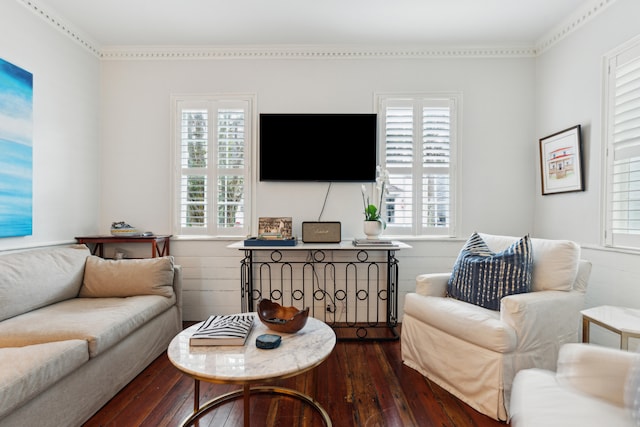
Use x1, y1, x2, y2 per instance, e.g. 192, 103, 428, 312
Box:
228, 240, 411, 341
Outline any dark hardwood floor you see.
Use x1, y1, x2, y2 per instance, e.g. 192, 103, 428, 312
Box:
83, 324, 507, 427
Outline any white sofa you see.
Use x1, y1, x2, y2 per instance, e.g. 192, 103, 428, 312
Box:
0, 245, 182, 427
401, 233, 591, 421
510, 343, 639, 427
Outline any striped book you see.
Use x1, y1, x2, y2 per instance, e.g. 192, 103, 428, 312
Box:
189, 313, 255, 346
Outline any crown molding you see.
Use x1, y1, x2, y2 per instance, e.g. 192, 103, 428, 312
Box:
535, 0, 618, 54
22, 0, 617, 60
99, 45, 537, 60
18, 0, 101, 57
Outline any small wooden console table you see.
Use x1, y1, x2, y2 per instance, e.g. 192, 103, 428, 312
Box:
75, 235, 172, 258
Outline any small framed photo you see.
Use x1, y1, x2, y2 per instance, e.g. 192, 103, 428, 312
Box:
539, 125, 584, 195
258, 217, 292, 240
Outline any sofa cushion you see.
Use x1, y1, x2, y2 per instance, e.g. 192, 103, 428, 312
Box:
0, 245, 89, 322
447, 233, 532, 310
0, 295, 176, 357
510, 368, 635, 427
403, 292, 517, 352
0, 340, 88, 419
479, 233, 580, 292
79, 256, 175, 298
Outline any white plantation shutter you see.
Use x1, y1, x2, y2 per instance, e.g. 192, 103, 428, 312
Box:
384, 105, 414, 229
605, 39, 640, 248
216, 108, 246, 229
173, 96, 253, 236
378, 95, 458, 236
422, 104, 451, 229
180, 106, 208, 229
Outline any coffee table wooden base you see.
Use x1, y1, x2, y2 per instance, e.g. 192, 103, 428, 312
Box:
181, 380, 332, 427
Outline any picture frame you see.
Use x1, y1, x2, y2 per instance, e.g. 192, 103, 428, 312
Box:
0, 58, 33, 238
539, 125, 584, 195
257, 217, 292, 240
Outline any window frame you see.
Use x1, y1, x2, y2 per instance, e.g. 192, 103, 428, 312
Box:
375, 92, 461, 238
170, 93, 256, 237
603, 35, 640, 250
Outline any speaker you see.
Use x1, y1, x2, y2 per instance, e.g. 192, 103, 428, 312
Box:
302, 222, 341, 243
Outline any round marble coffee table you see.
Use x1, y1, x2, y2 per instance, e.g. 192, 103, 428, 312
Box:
168, 314, 336, 427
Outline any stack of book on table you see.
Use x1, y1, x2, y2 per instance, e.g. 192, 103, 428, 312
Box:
189, 313, 255, 346
352, 239, 398, 247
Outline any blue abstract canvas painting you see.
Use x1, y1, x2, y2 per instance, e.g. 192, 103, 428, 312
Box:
0, 58, 33, 238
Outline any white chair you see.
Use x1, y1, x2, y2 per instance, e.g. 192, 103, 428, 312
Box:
510, 343, 639, 427
400, 233, 591, 421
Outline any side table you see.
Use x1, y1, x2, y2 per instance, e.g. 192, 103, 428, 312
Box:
75, 235, 171, 258
581, 305, 640, 350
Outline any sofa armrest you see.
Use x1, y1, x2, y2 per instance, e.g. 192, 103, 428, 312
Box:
173, 265, 183, 316
573, 259, 592, 293
415, 273, 449, 297
500, 290, 585, 358
556, 343, 639, 407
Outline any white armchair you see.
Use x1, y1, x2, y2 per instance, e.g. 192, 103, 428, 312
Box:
510, 343, 639, 426
400, 233, 592, 421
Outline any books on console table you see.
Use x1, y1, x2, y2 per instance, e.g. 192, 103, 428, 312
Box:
244, 237, 297, 246
352, 239, 398, 247
190, 313, 255, 346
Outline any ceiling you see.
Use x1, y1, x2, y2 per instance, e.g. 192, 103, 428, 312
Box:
33, 0, 594, 48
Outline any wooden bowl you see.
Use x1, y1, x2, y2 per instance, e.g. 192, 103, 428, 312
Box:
257, 299, 310, 333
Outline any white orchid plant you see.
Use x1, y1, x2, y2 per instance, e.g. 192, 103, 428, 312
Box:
361, 167, 390, 229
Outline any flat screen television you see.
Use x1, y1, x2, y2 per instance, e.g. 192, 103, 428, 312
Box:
259, 113, 377, 182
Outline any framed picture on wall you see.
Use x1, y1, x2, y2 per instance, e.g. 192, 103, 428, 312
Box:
0, 57, 33, 237
539, 125, 584, 195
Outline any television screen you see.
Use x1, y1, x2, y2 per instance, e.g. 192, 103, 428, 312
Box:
259, 113, 377, 182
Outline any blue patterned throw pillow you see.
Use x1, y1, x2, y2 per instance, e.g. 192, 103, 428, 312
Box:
447, 232, 533, 310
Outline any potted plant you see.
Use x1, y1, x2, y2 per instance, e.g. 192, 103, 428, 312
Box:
361, 167, 389, 239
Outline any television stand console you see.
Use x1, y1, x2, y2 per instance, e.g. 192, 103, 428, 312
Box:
228, 240, 411, 341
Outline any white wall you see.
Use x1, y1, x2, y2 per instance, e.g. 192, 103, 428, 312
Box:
0, 2, 101, 252
100, 56, 536, 238
534, 0, 640, 348
100, 55, 536, 319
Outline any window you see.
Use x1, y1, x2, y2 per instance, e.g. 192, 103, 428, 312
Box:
171, 95, 254, 236
604, 37, 640, 249
376, 94, 460, 237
